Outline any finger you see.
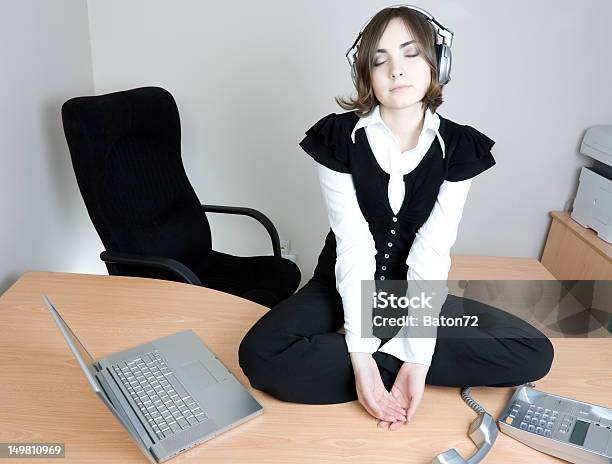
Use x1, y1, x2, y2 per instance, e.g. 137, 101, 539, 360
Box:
386, 388, 405, 408
373, 392, 403, 422
391, 386, 405, 403
406, 395, 422, 423
378, 420, 391, 429
388, 396, 407, 415
378, 400, 403, 422
389, 420, 405, 431
381, 389, 405, 410
381, 395, 407, 420
391, 386, 409, 408
372, 393, 401, 422
381, 408, 398, 423
381, 407, 399, 423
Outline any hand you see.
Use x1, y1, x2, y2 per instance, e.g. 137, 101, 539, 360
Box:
377, 362, 428, 431
350, 352, 407, 424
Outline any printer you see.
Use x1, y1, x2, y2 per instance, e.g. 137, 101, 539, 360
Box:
571, 125, 612, 244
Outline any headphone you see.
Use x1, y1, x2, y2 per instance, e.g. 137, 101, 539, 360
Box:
345, 4, 454, 87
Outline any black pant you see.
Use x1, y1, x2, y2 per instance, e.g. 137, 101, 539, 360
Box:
238, 277, 555, 405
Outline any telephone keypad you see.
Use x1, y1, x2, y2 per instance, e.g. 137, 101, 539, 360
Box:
517, 402, 560, 437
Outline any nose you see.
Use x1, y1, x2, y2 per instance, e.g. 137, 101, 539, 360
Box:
390, 58, 404, 80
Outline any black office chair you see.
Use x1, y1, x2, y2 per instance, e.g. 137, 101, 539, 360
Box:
61, 86, 300, 308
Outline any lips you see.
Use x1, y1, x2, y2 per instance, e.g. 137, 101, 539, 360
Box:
390, 85, 411, 92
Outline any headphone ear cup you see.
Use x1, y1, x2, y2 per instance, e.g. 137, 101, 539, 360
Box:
436, 44, 452, 85
434, 43, 443, 83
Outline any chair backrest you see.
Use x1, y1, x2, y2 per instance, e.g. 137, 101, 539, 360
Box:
61, 86, 212, 267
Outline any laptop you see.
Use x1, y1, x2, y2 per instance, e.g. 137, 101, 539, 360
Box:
42, 294, 263, 463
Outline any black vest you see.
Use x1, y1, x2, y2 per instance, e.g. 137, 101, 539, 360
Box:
299, 110, 495, 287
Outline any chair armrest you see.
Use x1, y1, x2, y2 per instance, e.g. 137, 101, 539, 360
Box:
201, 204, 282, 258
100, 251, 202, 286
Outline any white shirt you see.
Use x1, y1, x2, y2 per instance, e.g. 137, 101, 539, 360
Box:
317, 105, 472, 367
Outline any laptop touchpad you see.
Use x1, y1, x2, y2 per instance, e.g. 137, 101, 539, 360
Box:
180, 360, 218, 388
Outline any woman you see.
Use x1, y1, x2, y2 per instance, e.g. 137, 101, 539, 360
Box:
238, 6, 554, 432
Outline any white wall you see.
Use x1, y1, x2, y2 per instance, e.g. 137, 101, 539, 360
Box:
0, 0, 105, 294
2, 1, 611, 294
86, 0, 612, 288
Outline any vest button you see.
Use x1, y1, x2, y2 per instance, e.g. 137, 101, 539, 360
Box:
391, 230, 396, 234
380, 276, 385, 280
392, 217, 398, 222
384, 254, 389, 259
382, 266, 387, 271
387, 242, 393, 247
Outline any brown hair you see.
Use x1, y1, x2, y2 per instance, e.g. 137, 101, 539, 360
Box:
335, 6, 444, 117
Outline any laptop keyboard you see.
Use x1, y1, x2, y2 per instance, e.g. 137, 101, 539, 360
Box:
111, 349, 209, 440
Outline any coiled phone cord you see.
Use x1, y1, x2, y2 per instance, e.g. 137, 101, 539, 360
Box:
461, 382, 536, 416
461, 387, 485, 415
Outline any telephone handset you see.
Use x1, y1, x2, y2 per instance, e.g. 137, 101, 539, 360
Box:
432, 386, 500, 464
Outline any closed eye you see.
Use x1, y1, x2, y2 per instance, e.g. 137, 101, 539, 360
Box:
374, 52, 420, 67
374, 44, 420, 66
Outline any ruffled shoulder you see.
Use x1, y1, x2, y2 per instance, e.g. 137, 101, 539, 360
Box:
446, 124, 496, 182
299, 112, 356, 173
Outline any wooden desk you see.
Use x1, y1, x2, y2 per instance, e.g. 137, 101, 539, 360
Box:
0, 263, 609, 463
541, 211, 612, 280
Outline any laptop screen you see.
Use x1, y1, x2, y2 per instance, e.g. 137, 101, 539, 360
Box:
43, 294, 100, 392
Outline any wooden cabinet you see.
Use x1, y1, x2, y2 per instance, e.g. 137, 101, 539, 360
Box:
541, 211, 612, 280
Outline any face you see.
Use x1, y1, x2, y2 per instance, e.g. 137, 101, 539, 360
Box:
370, 17, 431, 110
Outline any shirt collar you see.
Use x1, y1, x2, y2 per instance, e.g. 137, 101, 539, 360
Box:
350, 104, 446, 159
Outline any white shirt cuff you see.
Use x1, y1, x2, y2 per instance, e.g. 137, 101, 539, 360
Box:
345, 331, 382, 354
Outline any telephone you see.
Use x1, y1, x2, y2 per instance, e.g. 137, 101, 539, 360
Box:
432, 383, 612, 464
497, 385, 612, 463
